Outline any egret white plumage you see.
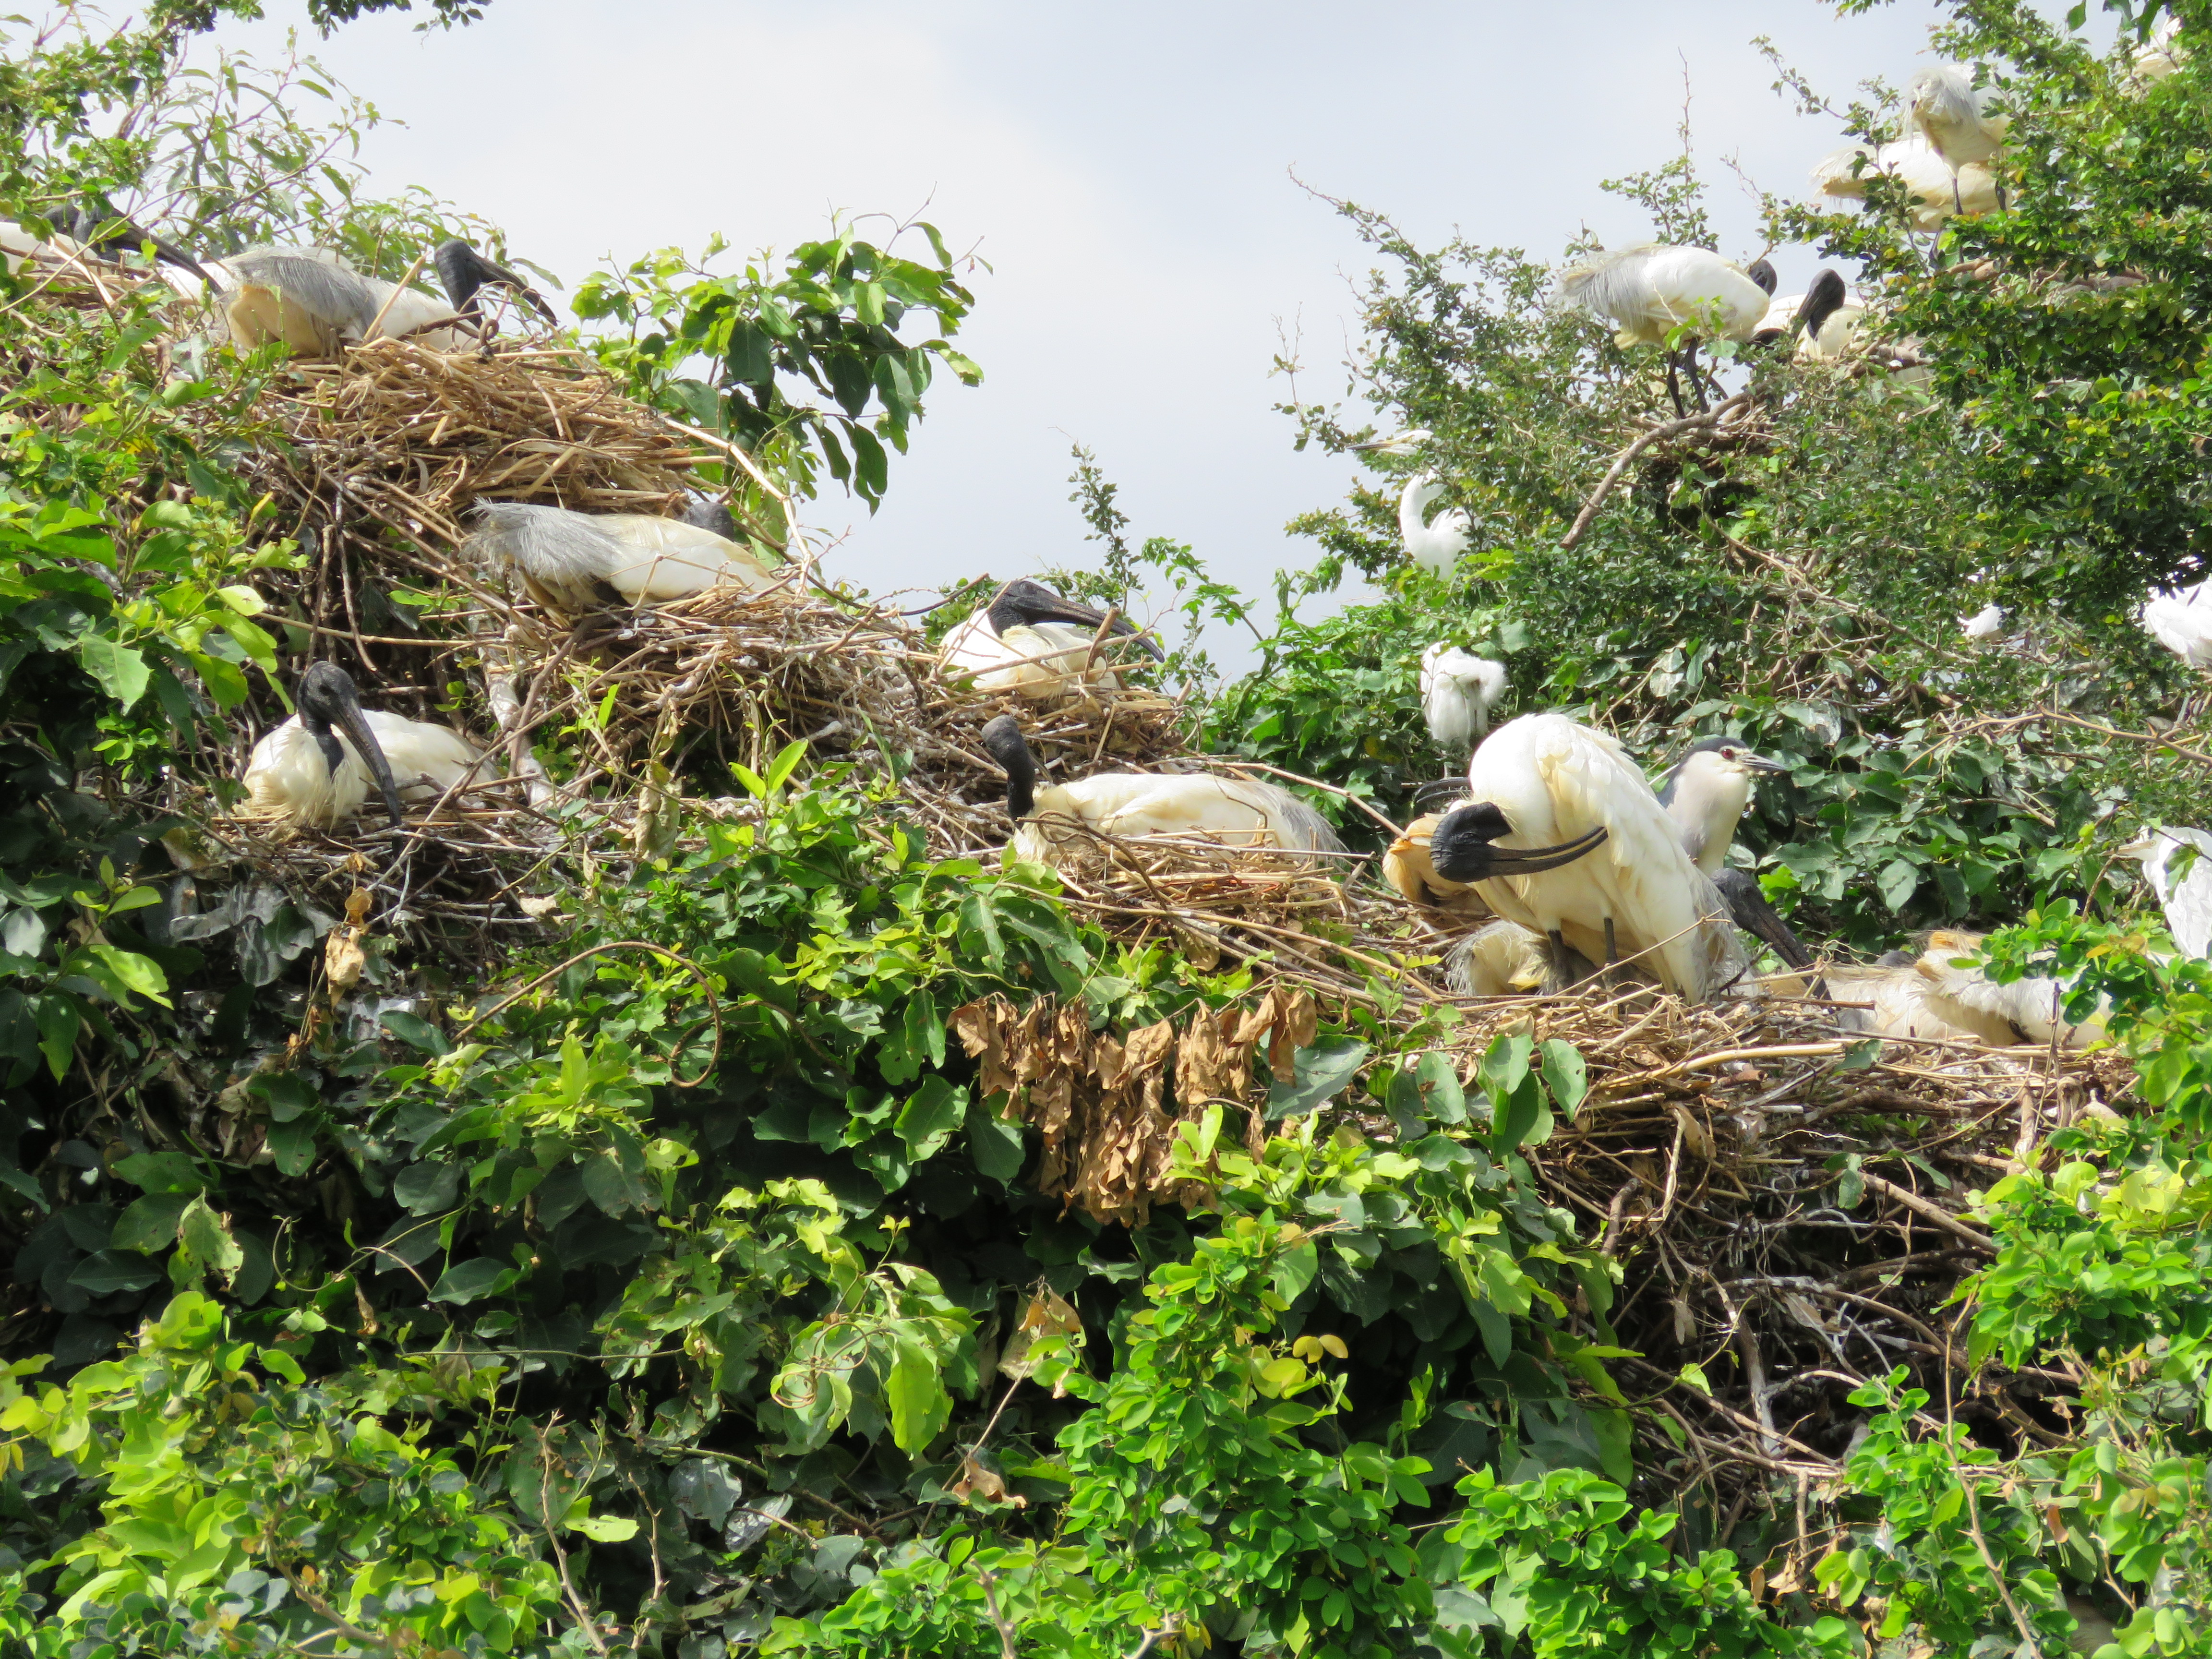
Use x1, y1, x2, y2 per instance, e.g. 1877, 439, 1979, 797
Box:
1811, 136, 2000, 230
2129, 12, 2186, 86
240, 662, 482, 830
467, 501, 778, 613
939, 579, 1163, 701
980, 716, 1345, 866
2121, 825, 2212, 960
1419, 713, 1745, 999
1399, 474, 1472, 575
1353, 428, 1434, 456
1905, 65, 2008, 212
1796, 957, 2024, 1045
1960, 603, 2008, 641
1559, 244, 1778, 414
1419, 645, 1506, 758
2140, 580, 2212, 669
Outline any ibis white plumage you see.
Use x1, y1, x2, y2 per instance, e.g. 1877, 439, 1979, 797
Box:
1419, 645, 1506, 758
1905, 65, 2008, 212
467, 501, 779, 613
215, 239, 553, 359
939, 579, 1162, 701
1559, 244, 1778, 414
241, 662, 482, 830
1421, 713, 1746, 1000
2121, 825, 2212, 960
980, 716, 1345, 866
1399, 473, 1471, 575
1811, 135, 2000, 230
1913, 930, 2105, 1048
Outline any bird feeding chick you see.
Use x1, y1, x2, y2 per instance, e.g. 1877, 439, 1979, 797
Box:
1425, 713, 1747, 1000
467, 501, 779, 615
938, 578, 1164, 702
240, 662, 483, 831
979, 715, 1344, 866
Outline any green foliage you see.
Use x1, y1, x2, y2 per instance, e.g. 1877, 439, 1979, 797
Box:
576, 220, 982, 522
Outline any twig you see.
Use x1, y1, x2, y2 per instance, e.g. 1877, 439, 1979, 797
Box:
1560, 393, 1751, 551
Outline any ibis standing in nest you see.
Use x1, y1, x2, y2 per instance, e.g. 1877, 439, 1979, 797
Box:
939, 579, 1163, 700
1416, 712, 1745, 1000
467, 501, 779, 614
979, 715, 1344, 866
240, 662, 482, 830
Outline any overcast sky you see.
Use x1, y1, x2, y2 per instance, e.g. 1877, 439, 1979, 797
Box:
209, 0, 1953, 667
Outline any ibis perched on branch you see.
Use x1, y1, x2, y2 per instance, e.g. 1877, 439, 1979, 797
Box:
1421, 713, 1744, 999
1811, 136, 1999, 230
241, 662, 481, 830
1559, 244, 1778, 414
467, 501, 778, 613
980, 715, 1342, 866
939, 579, 1162, 700
1905, 65, 2008, 212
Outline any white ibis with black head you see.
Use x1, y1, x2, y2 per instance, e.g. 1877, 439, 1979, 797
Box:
216, 238, 547, 359
67, 200, 212, 283
1420, 712, 1745, 999
240, 661, 481, 830
940, 579, 1163, 701
979, 715, 1341, 866
1559, 244, 1779, 415
467, 501, 778, 614
432, 239, 557, 330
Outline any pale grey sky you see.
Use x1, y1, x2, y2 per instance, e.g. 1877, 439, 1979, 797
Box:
211, 0, 1950, 665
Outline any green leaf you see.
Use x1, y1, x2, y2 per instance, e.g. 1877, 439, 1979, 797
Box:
1267, 1036, 1369, 1119
113, 1190, 193, 1252
965, 1097, 1025, 1184
886, 1337, 950, 1454
894, 1077, 966, 1162
569, 1514, 639, 1543
113, 1151, 210, 1194
380, 1009, 449, 1054
176, 1195, 245, 1287
763, 739, 807, 794
1877, 858, 1920, 913
76, 637, 151, 709
266, 1116, 318, 1178
69, 1249, 163, 1295
430, 1257, 509, 1304
1539, 1039, 1587, 1117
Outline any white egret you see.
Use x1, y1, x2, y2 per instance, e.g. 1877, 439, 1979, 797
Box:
467, 501, 779, 613
1421, 713, 1745, 999
2129, 13, 2186, 86
2121, 826, 2212, 960
1797, 954, 2024, 1045
1419, 645, 1506, 758
241, 662, 482, 830
1961, 603, 2009, 641
1400, 474, 1471, 575
980, 716, 1345, 866
1906, 65, 2008, 212
939, 579, 1162, 701
1352, 428, 1434, 456
2140, 581, 2212, 669
1811, 136, 2000, 230
1559, 244, 1778, 415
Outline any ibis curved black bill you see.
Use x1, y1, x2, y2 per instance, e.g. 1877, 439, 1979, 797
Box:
1472, 824, 1611, 879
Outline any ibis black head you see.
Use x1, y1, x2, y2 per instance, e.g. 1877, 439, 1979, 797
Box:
69, 198, 212, 284
1792, 269, 1848, 341
682, 496, 741, 540
979, 714, 1039, 819
1745, 257, 1779, 297
1423, 802, 1609, 885
297, 661, 405, 827
989, 578, 1166, 662
433, 239, 558, 326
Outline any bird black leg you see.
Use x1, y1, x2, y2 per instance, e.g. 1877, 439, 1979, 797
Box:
1545, 928, 1577, 993
1664, 355, 1688, 420
1684, 346, 1709, 413
1604, 916, 1619, 964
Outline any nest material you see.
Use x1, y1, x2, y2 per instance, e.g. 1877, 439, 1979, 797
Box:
130, 324, 2131, 1543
